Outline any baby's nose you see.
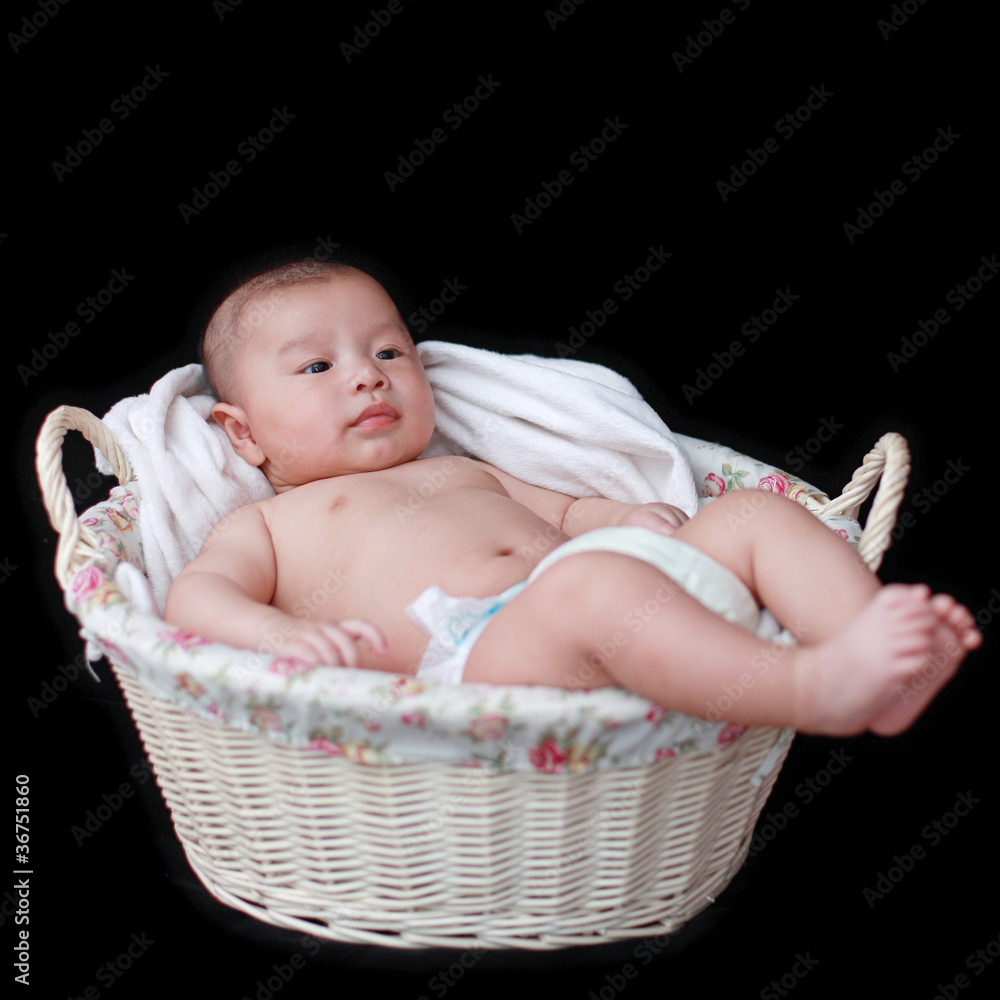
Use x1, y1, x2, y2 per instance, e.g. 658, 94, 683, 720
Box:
351, 360, 387, 391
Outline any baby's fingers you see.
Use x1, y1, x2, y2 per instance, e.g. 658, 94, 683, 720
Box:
279, 629, 356, 668
315, 624, 364, 668
339, 618, 389, 656
627, 507, 683, 536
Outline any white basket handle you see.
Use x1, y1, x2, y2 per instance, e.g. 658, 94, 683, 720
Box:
818, 432, 910, 572
35, 406, 133, 587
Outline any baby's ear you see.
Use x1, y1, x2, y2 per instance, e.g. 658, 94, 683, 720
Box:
211, 402, 265, 466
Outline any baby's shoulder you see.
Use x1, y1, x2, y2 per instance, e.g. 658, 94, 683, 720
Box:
207, 497, 271, 538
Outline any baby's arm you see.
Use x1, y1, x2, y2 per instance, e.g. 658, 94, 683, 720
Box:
163, 505, 386, 667
562, 496, 688, 536
470, 461, 688, 536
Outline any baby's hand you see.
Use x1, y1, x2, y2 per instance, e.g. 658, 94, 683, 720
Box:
270, 618, 388, 668
618, 502, 690, 536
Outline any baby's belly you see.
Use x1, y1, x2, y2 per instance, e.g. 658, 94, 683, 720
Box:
270, 489, 569, 675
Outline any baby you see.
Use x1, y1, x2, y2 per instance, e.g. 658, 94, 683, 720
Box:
164, 258, 981, 737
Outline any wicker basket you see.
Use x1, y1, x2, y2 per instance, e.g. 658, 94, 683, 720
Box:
35, 406, 909, 949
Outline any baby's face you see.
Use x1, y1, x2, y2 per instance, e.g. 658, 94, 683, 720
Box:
217, 271, 436, 489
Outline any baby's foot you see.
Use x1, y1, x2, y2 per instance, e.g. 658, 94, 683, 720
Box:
868, 591, 981, 735
796, 584, 976, 736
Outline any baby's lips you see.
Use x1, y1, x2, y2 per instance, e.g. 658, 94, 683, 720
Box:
351, 402, 399, 427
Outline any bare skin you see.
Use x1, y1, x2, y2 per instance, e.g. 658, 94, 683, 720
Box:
164, 269, 981, 738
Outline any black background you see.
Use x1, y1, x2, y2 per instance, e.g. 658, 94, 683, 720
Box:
9, 2, 998, 997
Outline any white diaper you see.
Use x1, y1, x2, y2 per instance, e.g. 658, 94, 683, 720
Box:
405, 526, 763, 684
405, 580, 529, 684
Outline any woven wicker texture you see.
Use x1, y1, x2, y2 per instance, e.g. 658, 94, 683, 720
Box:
35, 406, 908, 948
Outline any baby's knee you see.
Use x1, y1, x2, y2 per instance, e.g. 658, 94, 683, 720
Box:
711, 486, 785, 509
706, 486, 804, 526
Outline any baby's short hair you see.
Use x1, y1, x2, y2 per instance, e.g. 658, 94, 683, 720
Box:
200, 257, 356, 404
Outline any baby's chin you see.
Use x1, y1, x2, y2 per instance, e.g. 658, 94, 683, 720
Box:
267, 434, 436, 487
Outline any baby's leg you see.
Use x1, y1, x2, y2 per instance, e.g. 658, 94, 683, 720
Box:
463, 491, 980, 735
462, 550, 813, 726
671, 488, 879, 645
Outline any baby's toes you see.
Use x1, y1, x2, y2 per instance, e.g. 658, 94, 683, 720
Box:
953, 607, 983, 649
933, 594, 982, 649
930, 593, 957, 619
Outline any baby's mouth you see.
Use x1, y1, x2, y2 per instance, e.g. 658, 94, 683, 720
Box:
351, 402, 399, 428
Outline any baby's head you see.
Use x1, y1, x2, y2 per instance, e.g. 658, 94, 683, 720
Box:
202, 258, 437, 492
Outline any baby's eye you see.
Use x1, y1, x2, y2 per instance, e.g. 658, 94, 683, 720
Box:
376, 348, 401, 360
302, 361, 331, 374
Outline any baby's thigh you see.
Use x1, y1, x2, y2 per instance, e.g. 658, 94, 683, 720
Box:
462, 559, 602, 688
462, 552, 671, 690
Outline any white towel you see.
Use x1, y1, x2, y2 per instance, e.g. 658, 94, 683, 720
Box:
95, 344, 699, 614
95, 363, 274, 613
419, 340, 699, 513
